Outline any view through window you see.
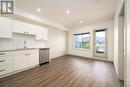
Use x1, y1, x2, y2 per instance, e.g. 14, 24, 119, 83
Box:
74, 33, 90, 49
95, 30, 106, 54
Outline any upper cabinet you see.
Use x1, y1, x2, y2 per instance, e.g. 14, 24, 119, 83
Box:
0, 17, 12, 38
12, 20, 36, 35
0, 17, 48, 40
12, 20, 48, 40
35, 26, 48, 41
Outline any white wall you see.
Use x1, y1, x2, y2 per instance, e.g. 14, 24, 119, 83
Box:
126, 0, 130, 87
114, 0, 124, 81
46, 28, 67, 58
114, 0, 130, 86
68, 19, 114, 61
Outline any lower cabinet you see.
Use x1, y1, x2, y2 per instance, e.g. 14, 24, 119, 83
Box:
0, 52, 13, 76
0, 65, 12, 76
13, 50, 39, 71
28, 50, 39, 66
0, 49, 39, 77
13, 50, 29, 71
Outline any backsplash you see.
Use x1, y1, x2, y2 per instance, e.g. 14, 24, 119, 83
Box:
0, 33, 46, 50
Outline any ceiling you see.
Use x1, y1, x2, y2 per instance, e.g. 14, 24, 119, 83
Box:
15, 0, 116, 29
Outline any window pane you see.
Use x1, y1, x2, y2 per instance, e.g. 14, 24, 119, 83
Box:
96, 31, 105, 53
82, 42, 90, 49
75, 35, 82, 48
74, 33, 90, 49
75, 35, 82, 42
75, 42, 82, 48
82, 34, 90, 42
82, 34, 90, 49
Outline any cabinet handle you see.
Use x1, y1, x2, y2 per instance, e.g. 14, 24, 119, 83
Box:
0, 53, 5, 55
26, 54, 28, 56
0, 69, 5, 72
0, 60, 5, 62
28, 54, 30, 55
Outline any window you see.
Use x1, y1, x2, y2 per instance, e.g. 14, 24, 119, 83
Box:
94, 29, 107, 57
74, 33, 90, 49
95, 30, 105, 53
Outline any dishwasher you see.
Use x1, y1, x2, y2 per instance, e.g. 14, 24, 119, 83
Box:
39, 48, 50, 65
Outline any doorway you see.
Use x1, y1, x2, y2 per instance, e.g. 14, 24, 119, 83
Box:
94, 29, 107, 57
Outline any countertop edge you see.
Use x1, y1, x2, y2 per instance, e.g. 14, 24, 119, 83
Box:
0, 48, 50, 52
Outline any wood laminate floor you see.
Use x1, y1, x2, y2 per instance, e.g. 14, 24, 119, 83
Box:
0, 55, 123, 87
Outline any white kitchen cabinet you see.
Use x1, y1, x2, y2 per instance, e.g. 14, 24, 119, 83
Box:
12, 20, 48, 40
13, 49, 39, 71
12, 20, 27, 34
35, 29, 43, 40
13, 50, 29, 71
35, 26, 48, 40
28, 50, 39, 66
12, 20, 35, 35
0, 49, 39, 77
28, 24, 38, 35
0, 17, 48, 40
0, 54, 13, 66
0, 52, 13, 76
0, 17, 12, 38
0, 65, 12, 76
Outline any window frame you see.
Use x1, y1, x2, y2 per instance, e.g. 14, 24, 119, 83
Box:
74, 32, 91, 50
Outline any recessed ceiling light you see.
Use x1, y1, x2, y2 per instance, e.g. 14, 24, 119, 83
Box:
80, 21, 83, 23
66, 10, 70, 14
37, 8, 41, 12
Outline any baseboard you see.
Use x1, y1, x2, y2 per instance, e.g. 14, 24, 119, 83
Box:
67, 54, 113, 63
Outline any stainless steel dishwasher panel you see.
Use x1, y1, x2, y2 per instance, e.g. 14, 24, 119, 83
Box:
39, 48, 50, 65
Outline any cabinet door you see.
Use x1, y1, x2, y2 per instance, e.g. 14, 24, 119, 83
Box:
0, 17, 12, 38
28, 50, 39, 66
0, 65, 12, 76
35, 27, 43, 40
12, 20, 35, 35
35, 27, 48, 40
13, 51, 29, 71
12, 20, 27, 34
28, 24, 37, 35
0, 52, 13, 76
0, 54, 13, 66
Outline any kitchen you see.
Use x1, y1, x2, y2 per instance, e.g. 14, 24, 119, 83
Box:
0, 0, 129, 87
0, 17, 67, 78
